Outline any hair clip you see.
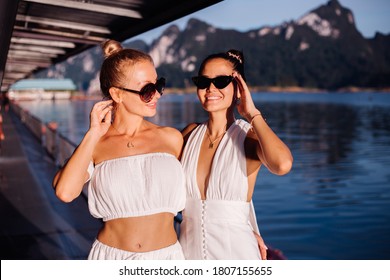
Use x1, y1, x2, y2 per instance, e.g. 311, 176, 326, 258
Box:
227, 51, 242, 64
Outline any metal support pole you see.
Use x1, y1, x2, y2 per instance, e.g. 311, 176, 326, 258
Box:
0, 0, 20, 92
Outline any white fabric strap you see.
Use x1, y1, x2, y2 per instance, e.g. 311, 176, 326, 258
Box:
86, 161, 94, 182
249, 200, 260, 235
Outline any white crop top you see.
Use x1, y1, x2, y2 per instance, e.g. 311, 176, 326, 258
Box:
86, 153, 186, 221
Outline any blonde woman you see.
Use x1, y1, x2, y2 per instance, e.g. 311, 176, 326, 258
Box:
53, 40, 186, 260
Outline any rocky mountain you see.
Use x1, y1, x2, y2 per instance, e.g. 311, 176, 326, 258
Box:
35, 0, 390, 93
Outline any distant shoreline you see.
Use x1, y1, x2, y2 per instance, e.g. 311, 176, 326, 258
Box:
164, 86, 390, 94
71, 86, 390, 100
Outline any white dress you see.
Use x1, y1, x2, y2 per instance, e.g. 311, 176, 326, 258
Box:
179, 119, 261, 260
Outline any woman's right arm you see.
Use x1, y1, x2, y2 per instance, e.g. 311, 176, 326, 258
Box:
53, 100, 113, 202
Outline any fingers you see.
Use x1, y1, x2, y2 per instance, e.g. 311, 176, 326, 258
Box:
101, 105, 113, 123
233, 75, 242, 99
93, 99, 113, 110
233, 72, 249, 97
253, 231, 268, 260
93, 100, 112, 112
257, 241, 268, 260
91, 100, 113, 124
260, 245, 268, 260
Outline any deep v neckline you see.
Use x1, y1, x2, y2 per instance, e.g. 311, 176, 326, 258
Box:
194, 121, 236, 200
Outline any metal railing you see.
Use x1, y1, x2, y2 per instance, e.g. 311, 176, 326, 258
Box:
11, 102, 89, 198
11, 103, 77, 162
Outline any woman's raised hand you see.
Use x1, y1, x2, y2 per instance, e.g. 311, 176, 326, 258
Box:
233, 73, 261, 121
89, 100, 113, 137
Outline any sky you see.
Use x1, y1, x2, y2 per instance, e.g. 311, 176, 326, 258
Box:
130, 0, 390, 44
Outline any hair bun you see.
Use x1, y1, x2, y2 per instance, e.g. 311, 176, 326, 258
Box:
102, 39, 123, 58
226, 49, 243, 64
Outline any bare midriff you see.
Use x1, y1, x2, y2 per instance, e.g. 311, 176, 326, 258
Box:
96, 212, 177, 252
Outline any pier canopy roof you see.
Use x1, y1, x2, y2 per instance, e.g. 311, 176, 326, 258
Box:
0, 0, 222, 93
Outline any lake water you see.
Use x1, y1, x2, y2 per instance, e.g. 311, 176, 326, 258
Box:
16, 92, 390, 260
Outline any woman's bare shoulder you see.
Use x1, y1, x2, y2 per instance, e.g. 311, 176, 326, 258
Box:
181, 123, 200, 138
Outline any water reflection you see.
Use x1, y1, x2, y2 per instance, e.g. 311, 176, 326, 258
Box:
16, 92, 390, 259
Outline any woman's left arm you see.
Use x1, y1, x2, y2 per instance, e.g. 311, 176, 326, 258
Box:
234, 73, 293, 175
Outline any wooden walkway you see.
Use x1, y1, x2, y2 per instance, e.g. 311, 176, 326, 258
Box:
0, 108, 101, 260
